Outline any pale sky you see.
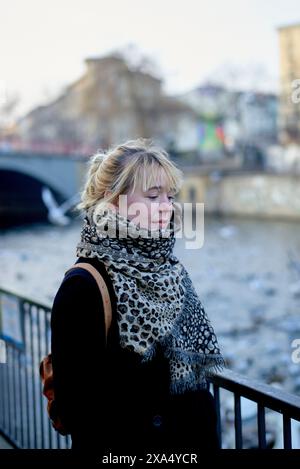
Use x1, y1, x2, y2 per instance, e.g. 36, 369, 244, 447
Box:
1, 0, 300, 118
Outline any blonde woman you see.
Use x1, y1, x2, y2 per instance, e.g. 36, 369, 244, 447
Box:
50, 138, 225, 453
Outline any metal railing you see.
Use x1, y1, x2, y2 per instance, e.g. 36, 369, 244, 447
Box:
0, 287, 300, 449
0, 287, 71, 449
207, 369, 300, 449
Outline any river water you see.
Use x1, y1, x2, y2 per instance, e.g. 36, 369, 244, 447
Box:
1, 213, 300, 397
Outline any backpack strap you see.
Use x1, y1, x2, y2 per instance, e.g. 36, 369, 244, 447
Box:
64, 263, 112, 344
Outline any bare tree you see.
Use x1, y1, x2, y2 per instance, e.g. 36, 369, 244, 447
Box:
111, 43, 162, 80
205, 61, 275, 93
0, 91, 20, 125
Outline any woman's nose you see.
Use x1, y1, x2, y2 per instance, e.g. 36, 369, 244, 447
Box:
160, 193, 172, 204
158, 196, 173, 213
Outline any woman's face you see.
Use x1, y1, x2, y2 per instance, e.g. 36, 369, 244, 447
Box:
116, 171, 175, 231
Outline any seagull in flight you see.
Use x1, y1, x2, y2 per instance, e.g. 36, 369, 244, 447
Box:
41, 186, 80, 226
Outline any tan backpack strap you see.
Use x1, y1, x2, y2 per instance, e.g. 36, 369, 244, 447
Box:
65, 263, 112, 344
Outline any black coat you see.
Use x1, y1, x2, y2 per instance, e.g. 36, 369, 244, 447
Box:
51, 256, 220, 453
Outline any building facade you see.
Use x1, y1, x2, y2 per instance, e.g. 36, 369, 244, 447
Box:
278, 22, 300, 142
14, 55, 198, 154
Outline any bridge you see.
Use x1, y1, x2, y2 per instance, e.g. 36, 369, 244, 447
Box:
0, 149, 234, 228
0, 151, 88, 227
2, 149, 300, 228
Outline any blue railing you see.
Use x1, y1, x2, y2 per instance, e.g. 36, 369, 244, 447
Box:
0, 287, 300, 449
0, 287, 70, 449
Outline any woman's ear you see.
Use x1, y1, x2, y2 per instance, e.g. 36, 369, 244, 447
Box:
104, 189, 119, 209
104, 189, 112, 198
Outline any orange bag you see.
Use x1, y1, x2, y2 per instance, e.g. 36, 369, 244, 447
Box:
39, 263, 112, 435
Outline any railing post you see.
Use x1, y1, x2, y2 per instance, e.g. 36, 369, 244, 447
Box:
18, 349, 24, 448
37, 307, 45, 449
45, 312, 53, 449
283, 415, 292, 449
29, 305, 38, 449
12, 347, 18, 444
234, 392, 243, 449
257, 403, 267, 448
213, 384, 222, 449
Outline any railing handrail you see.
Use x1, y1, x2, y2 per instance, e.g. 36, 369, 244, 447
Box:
208, 368, 300, 421
0, 287, 52, 312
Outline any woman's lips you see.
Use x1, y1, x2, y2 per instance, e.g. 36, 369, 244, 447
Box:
151, 218, 169, 228
159, 219, 169, 226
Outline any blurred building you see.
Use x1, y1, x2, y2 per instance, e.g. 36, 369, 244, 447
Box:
177, 84, 228, 162
177, 84, 278, 165
278, 22, 300, 142
13, 54, 198, 154
263, 22, 300, 173
8, 53, 279, 166
237, 92, 278, 143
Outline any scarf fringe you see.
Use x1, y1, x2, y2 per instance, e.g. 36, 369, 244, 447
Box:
169, 375, 208, 395
140, 340, 160, 363
138, 327, 227, 371
169, 357, 227, 395
161, 331, 226, 369
140, 340, 226, 373
139, 336, 227, 394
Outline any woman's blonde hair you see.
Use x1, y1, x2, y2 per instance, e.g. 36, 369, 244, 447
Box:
74, 138, 184, 215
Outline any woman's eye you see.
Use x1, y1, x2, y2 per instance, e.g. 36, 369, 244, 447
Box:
147, 195, 175, 201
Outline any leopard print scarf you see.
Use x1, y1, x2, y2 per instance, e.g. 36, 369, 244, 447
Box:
76, 204, 225, 394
